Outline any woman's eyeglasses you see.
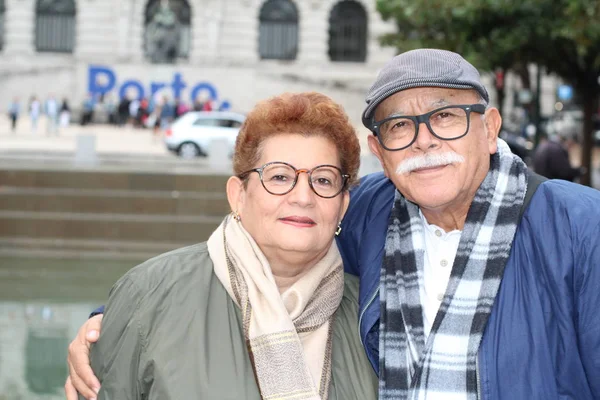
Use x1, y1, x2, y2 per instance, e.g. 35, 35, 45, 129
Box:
239, 161, 349, 199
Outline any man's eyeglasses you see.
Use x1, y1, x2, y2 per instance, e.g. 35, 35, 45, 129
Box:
238, 161, 350, 199
371, 104, 486, 151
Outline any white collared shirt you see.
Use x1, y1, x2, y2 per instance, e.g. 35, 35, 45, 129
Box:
419, 211, 461, 338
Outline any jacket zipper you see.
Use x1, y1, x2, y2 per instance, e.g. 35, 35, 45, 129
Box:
476, 353, 482, 400
361, 282, 482, 399
358, 287, 380, 348
360, 278, 483, 400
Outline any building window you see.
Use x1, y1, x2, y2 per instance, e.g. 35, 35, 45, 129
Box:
328, 0, 367, 62
35, 0, 76, 53
259, 0, 298, 60
0, 0, 5, 51
144, 0, 191, 64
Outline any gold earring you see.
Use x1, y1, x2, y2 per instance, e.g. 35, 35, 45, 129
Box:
232, 211, 241, 222
335, 223, 342, 236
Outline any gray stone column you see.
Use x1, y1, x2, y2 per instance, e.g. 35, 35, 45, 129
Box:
296, 1, 328, 64
3, 0, 35, 55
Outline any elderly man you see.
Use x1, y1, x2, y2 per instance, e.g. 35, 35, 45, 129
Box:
340, 49, 600, 399
67, 49, 599, 400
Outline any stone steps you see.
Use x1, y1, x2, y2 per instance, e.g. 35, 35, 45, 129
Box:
0, 169, 229, 192
0, 210, 222, 243
0, 186, 229, 216
0, 237, 184, 261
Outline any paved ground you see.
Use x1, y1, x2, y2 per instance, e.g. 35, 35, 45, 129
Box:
0, 116, 382, 176
1, 115, 599, 186
0, 117, 170, 155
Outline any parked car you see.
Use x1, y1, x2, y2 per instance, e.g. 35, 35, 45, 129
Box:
164, 111, 246, 159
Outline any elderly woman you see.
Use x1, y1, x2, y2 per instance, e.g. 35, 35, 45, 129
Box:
65, 92, 377, 400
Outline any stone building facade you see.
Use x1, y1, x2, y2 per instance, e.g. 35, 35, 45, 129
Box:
0, 0, 565, 139
0, 0, 402, 131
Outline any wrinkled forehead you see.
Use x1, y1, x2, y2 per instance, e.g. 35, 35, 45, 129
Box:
374, 87, 481, 120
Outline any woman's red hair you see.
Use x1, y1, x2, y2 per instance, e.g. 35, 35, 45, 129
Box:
233, 92, 361, 186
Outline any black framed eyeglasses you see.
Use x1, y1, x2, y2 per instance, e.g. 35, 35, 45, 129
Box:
238, 161, 350, 199
371, 103, 486, 151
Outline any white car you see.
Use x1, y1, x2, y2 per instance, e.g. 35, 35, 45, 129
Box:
164, 111, 246, 159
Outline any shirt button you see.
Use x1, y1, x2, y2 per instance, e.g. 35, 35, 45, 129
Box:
437, 293, 444, 302
440, 259, 448, 267
435, 230, 442, 237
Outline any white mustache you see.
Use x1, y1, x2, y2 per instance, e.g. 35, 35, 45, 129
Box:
395, 152, 465, 174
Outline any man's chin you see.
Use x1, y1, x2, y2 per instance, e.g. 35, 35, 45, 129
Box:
403, 187, 457, 210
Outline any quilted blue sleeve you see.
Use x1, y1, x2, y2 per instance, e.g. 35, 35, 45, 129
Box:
572, 187, 600, 397
90, 305, 105, 318
337, 172, 395, 276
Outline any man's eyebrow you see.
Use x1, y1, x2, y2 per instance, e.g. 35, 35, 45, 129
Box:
382, 110, 405, 119
382, 99, 451, 119
431, 99, 450, 107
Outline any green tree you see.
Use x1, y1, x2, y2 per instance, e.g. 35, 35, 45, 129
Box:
377, 0, 600, 186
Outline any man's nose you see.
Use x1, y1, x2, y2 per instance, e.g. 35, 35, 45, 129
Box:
412, 121, 440, 151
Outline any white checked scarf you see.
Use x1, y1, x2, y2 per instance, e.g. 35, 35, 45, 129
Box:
379, 139, 528, 400
208, 215, 344, 400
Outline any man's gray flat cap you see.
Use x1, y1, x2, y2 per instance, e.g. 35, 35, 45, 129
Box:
362, 48, 489, 128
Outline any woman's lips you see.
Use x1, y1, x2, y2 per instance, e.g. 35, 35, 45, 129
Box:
279, 216, 316, 227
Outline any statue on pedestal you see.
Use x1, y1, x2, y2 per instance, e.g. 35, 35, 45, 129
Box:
145, 0, 181, 64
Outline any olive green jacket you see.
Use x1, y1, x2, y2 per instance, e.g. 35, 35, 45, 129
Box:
90, 242, 378, 400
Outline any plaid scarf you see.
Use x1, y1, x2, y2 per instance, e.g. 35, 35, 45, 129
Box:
208, 215, 344, 400
379, 139, 528, 400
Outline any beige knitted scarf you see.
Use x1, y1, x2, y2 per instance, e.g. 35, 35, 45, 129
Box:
207, 215, 344, 400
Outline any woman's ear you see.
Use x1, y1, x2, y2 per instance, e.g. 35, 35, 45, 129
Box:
226, 176, 246, 216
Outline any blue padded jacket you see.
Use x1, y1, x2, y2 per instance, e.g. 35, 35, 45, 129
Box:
336, 172, 600, 399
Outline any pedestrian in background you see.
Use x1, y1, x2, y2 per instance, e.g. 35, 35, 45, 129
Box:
104, 93, 117, 125
159, 95, 175, 130
117, 96, 130, 127
137, 97, 150, 128
8, 97, 20, 133
175, 97, 189, 118
80, 94, 95, 126
45, 95, 59, 135
60, 98, 71, 128
533, 131, 585, 181
29, 95, 41, 134
128, 97, 141, 127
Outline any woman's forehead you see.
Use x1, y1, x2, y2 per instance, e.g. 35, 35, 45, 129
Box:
256, 134, 340, 167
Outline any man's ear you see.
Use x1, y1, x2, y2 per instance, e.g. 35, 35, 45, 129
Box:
484, 107, 502, 154
226, 176, 245, 216
368, 134, 390, 178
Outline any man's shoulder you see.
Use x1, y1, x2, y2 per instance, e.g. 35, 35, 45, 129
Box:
349, 172, 396, 210
353, 171, 394, 192
523, 179, 600, 236
533, 179, 600, 212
